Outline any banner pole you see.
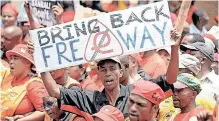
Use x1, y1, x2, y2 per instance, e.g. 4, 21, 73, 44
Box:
174, 0, 192, 34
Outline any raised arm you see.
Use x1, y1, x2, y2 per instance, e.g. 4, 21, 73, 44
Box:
24, 1, 42, 29
41, 72, 61, 99
166, 29, 181, 84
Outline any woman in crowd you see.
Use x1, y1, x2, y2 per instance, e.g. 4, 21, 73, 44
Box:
1, 44, 48, 121
1, 3, 18, 28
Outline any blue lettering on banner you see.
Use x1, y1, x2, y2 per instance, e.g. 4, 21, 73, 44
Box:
56, 42, 72, 64
41, 45, 53, 67
140, 26, 155, 48
117, 27, 137, 50
152, 22, 167, 45
69, 39, 83, 62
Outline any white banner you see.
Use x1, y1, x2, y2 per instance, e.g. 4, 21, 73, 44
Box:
29, 0, 173, 73
29, 0, 57, 27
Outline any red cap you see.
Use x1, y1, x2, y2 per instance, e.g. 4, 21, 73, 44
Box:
2, 3, 18, 16
93, 105, 124, 121
202, 34, 217, 41
131, 80, 165, 105
6, 44, 34, 65
62, 11, 75, 23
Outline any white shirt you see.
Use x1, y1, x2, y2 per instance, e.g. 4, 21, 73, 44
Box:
198, 71, 219, 101
189, 23, 207, 34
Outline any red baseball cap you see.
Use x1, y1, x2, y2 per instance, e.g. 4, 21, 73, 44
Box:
131, 80, 165, 105
93, 105, 124, 121
6, 44, 34, 65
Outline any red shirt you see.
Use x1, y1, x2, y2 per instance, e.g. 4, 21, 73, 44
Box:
174, 107, 207, 121
139, 53, 167, 79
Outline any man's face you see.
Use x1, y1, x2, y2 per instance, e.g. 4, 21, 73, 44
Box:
190, 50, 204, 63
173, 86, 194, 108
199, 12, 209, 27
158, 50, 170, 65
1, 31, 17, 51
50, 69, 65, 80
2, 11, 17, 27
68, 65, 82, 81
98, 60, 122, 90
43, 97, 60, 119
128, 94, 155, 121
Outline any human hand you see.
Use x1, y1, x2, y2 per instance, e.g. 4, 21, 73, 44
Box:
197, 110, 213, 121
52, 3, 64, 17
4, 117, 14, 121
24, 0, 31, 15
13, 115, 25, 121
170, 28, 181, 46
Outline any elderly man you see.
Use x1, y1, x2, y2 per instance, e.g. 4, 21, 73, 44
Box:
128, 80, 165, 121
39, 30, 181, 117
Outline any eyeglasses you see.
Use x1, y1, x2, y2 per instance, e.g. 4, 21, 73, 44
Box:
43, 101, 56, 109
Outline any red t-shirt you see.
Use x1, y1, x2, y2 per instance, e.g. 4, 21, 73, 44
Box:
173, 107, 207, 121
139, 53, 167, 79
81, 69, 104, 91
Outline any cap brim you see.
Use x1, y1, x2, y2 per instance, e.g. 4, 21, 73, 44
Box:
93, 112, 113, 121
173, 81, 188, 89
157, 47, 171, 54
180, 44, 198, 51
97, 57, 121, 67
6, 50, 34, 65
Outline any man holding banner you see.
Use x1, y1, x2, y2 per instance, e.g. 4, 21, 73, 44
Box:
27, 0, 183, 120
34, 28, 181, 119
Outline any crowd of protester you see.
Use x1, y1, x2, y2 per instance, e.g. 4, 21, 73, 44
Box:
1, 0, 219, 121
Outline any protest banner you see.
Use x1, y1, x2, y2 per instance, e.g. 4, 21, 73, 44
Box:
29, 0, 173, 73
29, 0, 57, 27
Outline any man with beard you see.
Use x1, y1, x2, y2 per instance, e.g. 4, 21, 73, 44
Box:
171, 73, 208, 121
